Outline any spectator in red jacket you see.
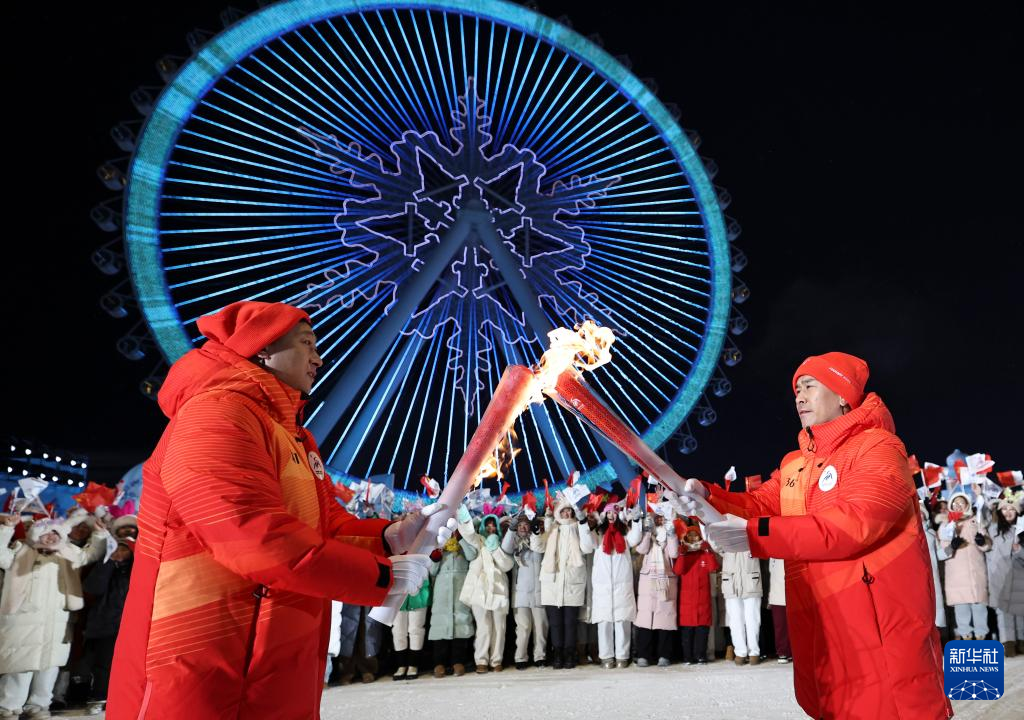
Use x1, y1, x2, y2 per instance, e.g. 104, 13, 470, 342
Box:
674, 526, 719, 664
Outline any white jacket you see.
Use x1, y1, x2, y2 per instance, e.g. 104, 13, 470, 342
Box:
721, 551, 763, 600
539, 507, 593, 608
0, 525, 105, 673
503, 530, 544, 608
582, 521, 643, 624
458, 521, 514, 611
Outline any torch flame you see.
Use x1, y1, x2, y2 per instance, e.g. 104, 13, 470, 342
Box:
531, 320, 615, 403
474, 430, 522, 488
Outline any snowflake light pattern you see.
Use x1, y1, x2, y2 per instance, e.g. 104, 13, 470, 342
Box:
295, 79, 619, 413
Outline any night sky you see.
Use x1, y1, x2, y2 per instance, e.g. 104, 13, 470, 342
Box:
5, 1, 1020, 487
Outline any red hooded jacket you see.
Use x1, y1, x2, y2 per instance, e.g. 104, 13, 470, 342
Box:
107, 305, 394, 720
674, 542, 719, 627
705, 394, 951, 720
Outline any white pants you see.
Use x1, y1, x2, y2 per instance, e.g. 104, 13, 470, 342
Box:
597, 620, 631, 661
996, 609, 1024, 642
514, 607, 548, 663
471, 606, 507, 667
0, 666, 61, 712
392, 607, 428, 652
726, 597, 761, 658
953, 603, 989, 639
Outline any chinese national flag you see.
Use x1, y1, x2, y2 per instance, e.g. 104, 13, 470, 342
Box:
996, 470, 1023, 487
923, 463, 944, 487
332, 482, 355, 503
907, 454, 921, 474
625, 475, 643, 508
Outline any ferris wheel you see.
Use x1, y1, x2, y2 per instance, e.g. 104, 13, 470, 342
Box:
93, 0, 748, 495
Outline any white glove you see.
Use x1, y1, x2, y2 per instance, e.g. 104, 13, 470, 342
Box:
387, 554, 432, 596
683, 478, 709, 499
672, 480, 725, 524
384, 502, 457, 555
938, 522, 956, 542
575, 505, 587, 522
704, 514, 750, 553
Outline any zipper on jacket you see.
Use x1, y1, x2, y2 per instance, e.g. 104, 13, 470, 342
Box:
243, 584, 269, 678
806, 426, 817, 453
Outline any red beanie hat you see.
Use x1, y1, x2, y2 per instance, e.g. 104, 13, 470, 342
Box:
792, 352, 869, 408
197, 301, 311, 358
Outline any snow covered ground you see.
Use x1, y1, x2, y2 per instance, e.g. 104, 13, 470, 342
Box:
59, 655, 1024, 719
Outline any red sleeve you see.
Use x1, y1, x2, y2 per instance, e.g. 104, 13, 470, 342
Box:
705, 468, 783, 518
705, 549, 720, 573
162, 396, 392, 605
747, 437, 915, 561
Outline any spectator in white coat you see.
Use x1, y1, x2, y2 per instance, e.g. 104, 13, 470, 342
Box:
0, 516, 105, 719
987, 489, 1024, 656
633, 512, 680, 667
539, 499, 593, 669
920, 499, 950, 633
939, 491, 992, 639
581, 501, 643, 668
457, 508, 514, 673
502, 515, 548, 670
721, 550, 763, 665
576, 511, 600, 666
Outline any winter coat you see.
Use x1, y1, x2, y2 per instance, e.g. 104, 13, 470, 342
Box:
459, 521, 514, 611
400, 579, 431, 612
338, 604, 382, 658
82, 557, 134, 639
706, 393, 951, 720
107, 328, 395, 720
539, 504, 592, 608
923, 515, 948, 627
986, 520, 1024, 615
0, 526, 104, 674
674, 543, 718, 627
582, 521, 642, 624
768, 558, 786, 606
428, 539, 477, 640
634, 529, 679, 630
502, 531, 544, 609
940, 516, 991, 605
721, 551, 763, 600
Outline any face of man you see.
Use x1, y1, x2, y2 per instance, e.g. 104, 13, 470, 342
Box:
260, 322, 323, 394
69, 522, 92, 543
794, 374, 847, 428
115, 525, 138, 540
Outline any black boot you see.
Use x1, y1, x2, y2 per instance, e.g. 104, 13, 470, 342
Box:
551, 648, 564, 670
564, 648, 577, 669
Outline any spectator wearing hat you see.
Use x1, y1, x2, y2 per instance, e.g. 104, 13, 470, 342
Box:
75, 536, 136, 715
457, 508, 514, 673
985, 489, 1024, 655
939, 491, 992, 639
633, 512, 679, 667
674, 525, 718, 665
0, 516, 104, 719
581, 501, 642, 668
502, 514, 548, 670
681, 352, 950, 720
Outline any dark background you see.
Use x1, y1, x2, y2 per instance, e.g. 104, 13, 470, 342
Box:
4, 1, 1020, 486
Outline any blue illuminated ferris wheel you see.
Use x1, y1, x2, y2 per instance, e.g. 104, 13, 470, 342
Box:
95, 0, 748, 493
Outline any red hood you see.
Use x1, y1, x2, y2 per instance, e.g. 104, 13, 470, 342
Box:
798, 392, 895, 456
158, 341, 305, 435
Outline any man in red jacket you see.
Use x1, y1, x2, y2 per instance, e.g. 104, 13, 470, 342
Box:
107, 302, 454, 720
681, 352, 951, 720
